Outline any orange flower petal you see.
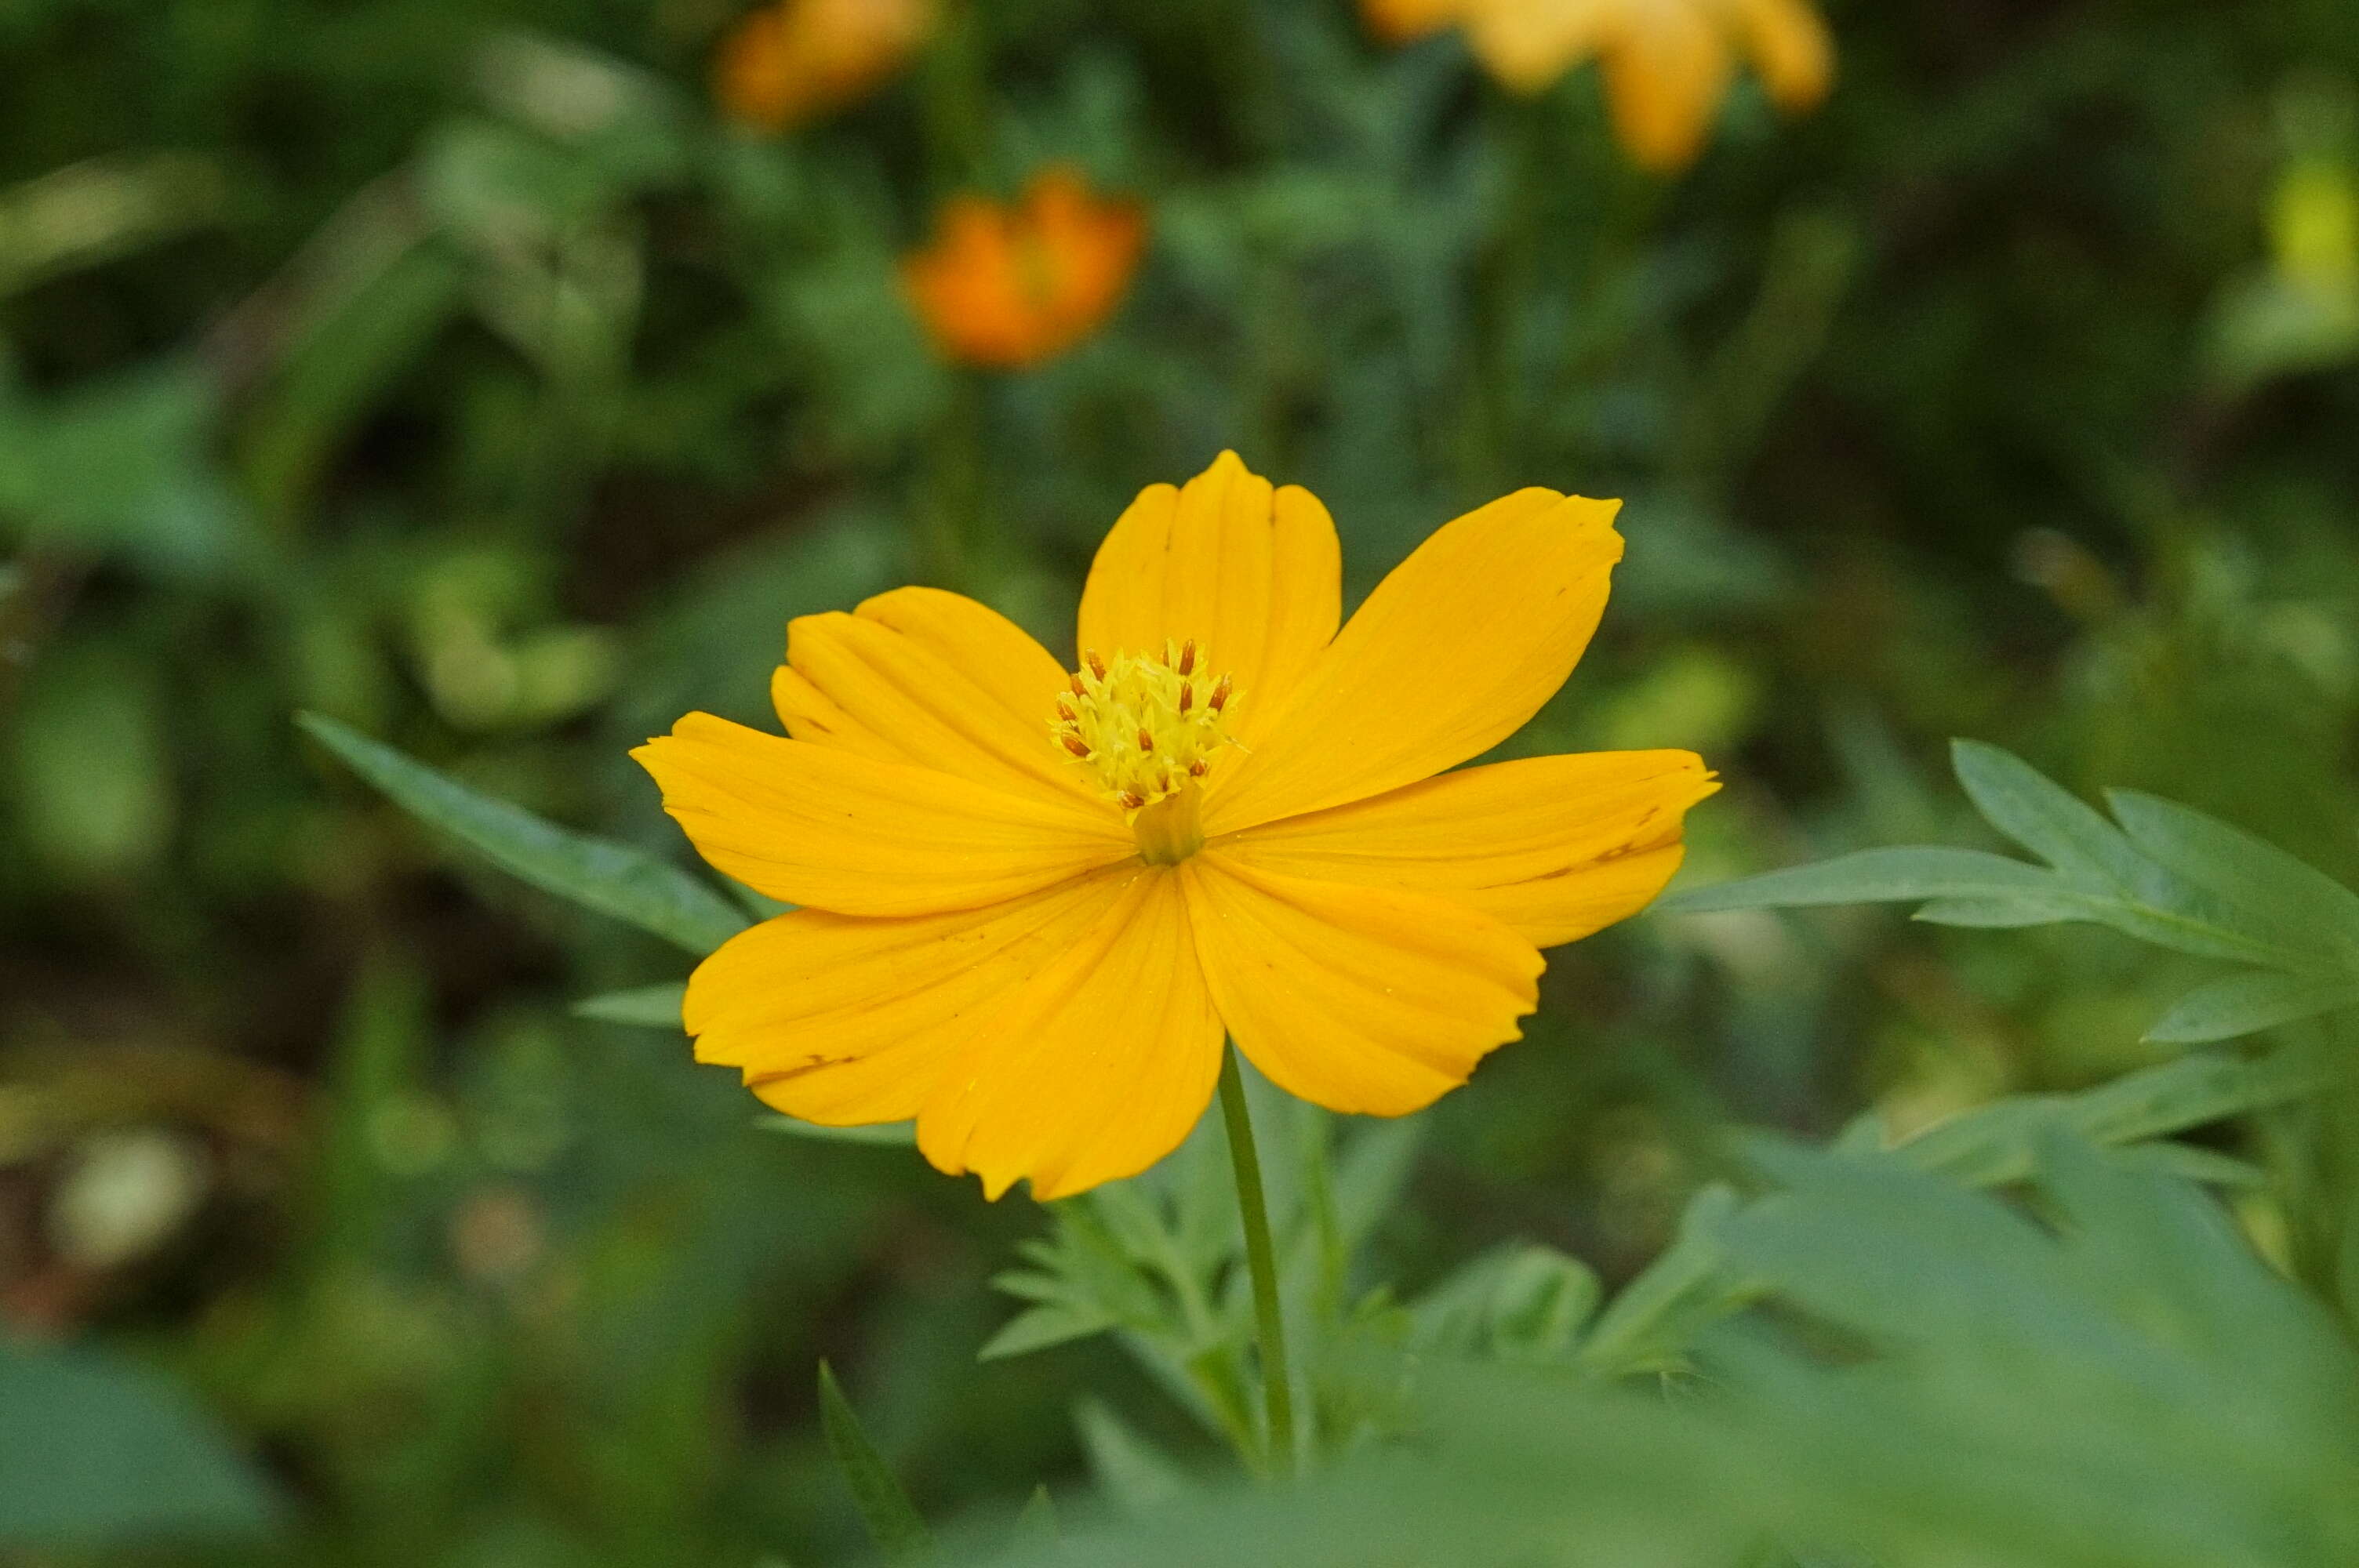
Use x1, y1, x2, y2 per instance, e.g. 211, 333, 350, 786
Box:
634, 712, 1129, 916
1218, 750, 1715, 947
1078, 451, 1343, 754
776, 586, 1098, 804
1179, 852, 1541, 1117
902, 167, 1145, 368
1204, 488, 1623, 834
1600, 2, 1736, 171
687, 867, 1138, 1125
918, 867, 1223, 1200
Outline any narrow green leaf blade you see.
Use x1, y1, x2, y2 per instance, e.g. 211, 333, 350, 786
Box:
754, 1116, 916, 1146
980, 1301, 1121, 1362
2145, 971, 2359, 1044
816, 1361, 935, 1563
1658, 847, 2060, 915
300, 713, 746, 954
1950, 740, 2143, 889
2106, 789, 2359, 965
1891, 1049, 2325, 1186
569, 982, 687, 1028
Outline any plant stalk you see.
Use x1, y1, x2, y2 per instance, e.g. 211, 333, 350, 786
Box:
1217, 1044, 1295, 1479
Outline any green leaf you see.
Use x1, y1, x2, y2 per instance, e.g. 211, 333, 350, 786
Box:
0, 1343, 280, 1548
1657, 846, 2061, 915
299, 713, 746, 954
569, 982, 687, 1028
2105, 789, 2359, 965
1073, 1396, 1195, 1514
754, 1116, 916, 1146
816, 1360, 935, 1563
980, 1301, 1123, 1362
1663, 745, 2359, 980
1948, 739, 2143, 891
2144, 971, 2359, 1044
1412, 1243, 1601, 1360
1012, 1486, 1060, 1551
1885, 1049, 2324, 1188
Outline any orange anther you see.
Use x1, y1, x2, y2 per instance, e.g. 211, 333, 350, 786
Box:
1209, 675, 1232, 713
1178, 682, 1194, 713
1136, 728, 1154, 752
1178, 639, 1196, 675
1061, 735, 1092, 758
1118, 789, 1146, 810
1085, 649, 1107, 679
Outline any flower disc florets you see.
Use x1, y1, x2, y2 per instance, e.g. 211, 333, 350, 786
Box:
1051, 639, 1236, 812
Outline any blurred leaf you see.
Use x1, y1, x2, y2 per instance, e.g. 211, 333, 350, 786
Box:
980, 1300, 1122, 1363
1885, 1048, 2324, 1188
0, 1341, 279, 1548
1012, 1485, 1060, 1550
569, 982, 688, 1028
0, 360, 245, 576
1412, 1243, 1600, 1360
2146, 971, 2359, 1044
1074, 1396, 1194, 1514
298, 712, 746, 953
0, 152, 226, 299
817, 1360, 936, 1563
755, 1116, 917, 1146
1661, 845, 2067, 915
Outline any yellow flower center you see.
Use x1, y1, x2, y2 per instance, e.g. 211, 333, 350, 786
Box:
1050, 639, 1237, 865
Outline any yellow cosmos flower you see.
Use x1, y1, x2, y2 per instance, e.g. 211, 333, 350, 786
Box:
712, 0, 933, 134
1367, 0, 1834, 171
634, 453, 1716, 1200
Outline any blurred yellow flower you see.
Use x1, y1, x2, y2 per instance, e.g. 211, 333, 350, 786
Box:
712, 0, 933, 133
1368, 0, 1834, 171
635, 452, 1715, 1200
900, 167, 1147, 368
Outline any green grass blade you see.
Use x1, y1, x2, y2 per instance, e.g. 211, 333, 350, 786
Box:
299, 713, 746, 955
816, 1361, 935, 1563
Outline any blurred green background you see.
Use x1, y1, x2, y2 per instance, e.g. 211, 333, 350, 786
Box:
5, 0, 2359, 1562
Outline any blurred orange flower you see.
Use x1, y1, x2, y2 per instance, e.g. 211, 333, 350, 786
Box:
1367, 0, 1834, 171
713, 0, 933, 133
902, 168, 1147, 368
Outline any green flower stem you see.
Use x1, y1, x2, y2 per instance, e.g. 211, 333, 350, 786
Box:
1217, 1044, 1295, 1479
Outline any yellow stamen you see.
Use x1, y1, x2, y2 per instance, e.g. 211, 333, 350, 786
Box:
1049, 641, 1239, 861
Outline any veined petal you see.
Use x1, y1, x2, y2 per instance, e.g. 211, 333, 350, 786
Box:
1204, 489, 1623, 834
1078, 452, 1341, 750
1600, 2, 1736, 171
687, 869, 1136, 1125
634, 713, 1130, 916
919, 867, 1223, 1200
1218, 750, 1716, 947
776, 586, 1099, 804
1180, 852, 1542, 1117
1730, 0, 1833, 110
1463, 0, 1618, 92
